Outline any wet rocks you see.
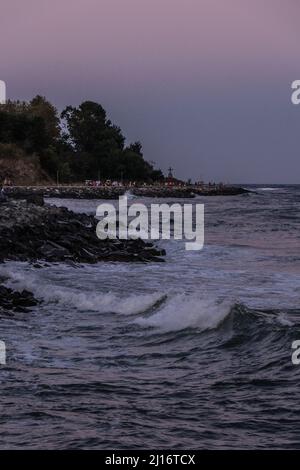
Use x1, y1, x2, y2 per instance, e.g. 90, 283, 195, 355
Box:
5, 186, 124, 200
24, 194, 45, 206
0, 284, 39, 313
4, 184, 249, 200
131, 187, 195, 198
0, 200, 165, 263
192, 186, 250, 196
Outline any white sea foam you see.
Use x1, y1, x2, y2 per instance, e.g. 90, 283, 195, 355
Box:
276, 314, 294, 327
134, 293, 232, 332
0, 264, 164, 315
1, 264, 295, 333
123, 190, 136, 200
256, 187, 278, 191
0, 265, 230, 326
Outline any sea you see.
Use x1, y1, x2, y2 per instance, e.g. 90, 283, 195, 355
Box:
0, 184, 299, 449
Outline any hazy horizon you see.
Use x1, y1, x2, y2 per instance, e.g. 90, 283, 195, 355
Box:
1, 0, 300, 183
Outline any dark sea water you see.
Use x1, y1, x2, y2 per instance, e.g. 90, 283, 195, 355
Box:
0, 185, 300, 449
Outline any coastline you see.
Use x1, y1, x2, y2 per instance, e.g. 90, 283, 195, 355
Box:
0, 182, 248, 314
0, 199, 165, 264
0, 198, 165, 313
4, 184, 250, 200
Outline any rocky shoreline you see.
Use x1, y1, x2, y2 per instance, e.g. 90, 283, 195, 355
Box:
192, 186, 250, 196
4, 185, 249, 200
0, 199, 165, 264
0, 198, 165, 313
0, 183, 249, 313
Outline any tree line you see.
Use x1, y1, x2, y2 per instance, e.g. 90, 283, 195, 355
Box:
0, 96, 164, 183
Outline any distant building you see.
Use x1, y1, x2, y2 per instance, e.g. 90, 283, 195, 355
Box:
165, 167, 185, 187
0, 80, 6, 104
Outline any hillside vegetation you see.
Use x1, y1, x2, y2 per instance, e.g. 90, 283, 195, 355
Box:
0, 96, 164, 185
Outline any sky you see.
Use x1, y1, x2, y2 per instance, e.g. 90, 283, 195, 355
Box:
1, 0, 300, 183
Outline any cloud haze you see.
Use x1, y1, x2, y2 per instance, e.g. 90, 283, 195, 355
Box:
1, 0, 300, 182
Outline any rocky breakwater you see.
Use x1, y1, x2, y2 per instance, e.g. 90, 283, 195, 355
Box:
5, 186, 124, 200
5, 185, 250, 200
192, 186, 250, 196
0, 199, 165, 264
131, 185, 249, 197
131, 187, 195, 198
6, 185, 195, 199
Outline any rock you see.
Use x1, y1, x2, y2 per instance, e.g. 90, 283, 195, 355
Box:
38, 241, 72, 260
4, 184, 249, 200
132, 187, 195, 198
25, 194, 45, 206
0, 284, 39, 314
192, 186, 250, 196
0, 199, 165, 264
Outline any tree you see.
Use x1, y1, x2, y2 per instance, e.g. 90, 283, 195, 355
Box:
28, 95, 60, 142
0, 108, 50, 154
61, 101, 125, 154
128, 141, 143, 157
0, 95, 59, 154
0, 97, 166, 183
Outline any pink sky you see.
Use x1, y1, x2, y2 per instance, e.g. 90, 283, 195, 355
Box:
1, 0, 300, 182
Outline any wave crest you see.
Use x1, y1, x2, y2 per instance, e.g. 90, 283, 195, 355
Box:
134, 294, 232, 332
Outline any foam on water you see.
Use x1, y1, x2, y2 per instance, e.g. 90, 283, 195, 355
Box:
0, 264, 165, 315
276, 313, 295, 327
257, 187, 278, 191
135, 293, 232, 332
1, 185, 300, 449
123, 190, 136, 200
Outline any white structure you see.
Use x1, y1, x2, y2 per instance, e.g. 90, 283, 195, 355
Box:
0, 80, 6, 104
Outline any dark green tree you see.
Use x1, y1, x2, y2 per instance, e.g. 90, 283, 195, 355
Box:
0, 97, 165, 183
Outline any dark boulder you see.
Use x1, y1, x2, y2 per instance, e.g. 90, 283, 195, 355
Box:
0, 284, 39, 314
25, 194, 45, 206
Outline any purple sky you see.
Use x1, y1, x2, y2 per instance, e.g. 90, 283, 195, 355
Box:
1, 0, 300, 183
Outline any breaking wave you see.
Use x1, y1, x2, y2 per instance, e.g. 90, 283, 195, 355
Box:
2, 264, 296, 337
134, 293, 232, 332
0, 266, 165, 315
